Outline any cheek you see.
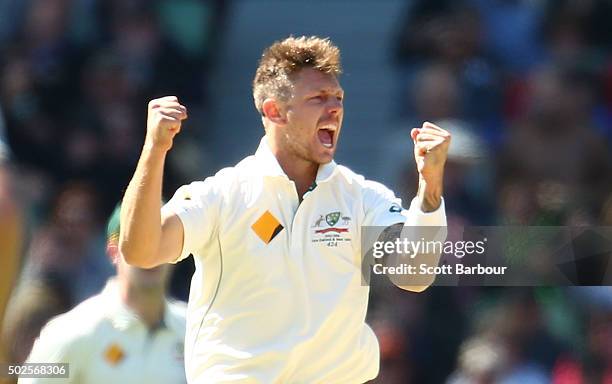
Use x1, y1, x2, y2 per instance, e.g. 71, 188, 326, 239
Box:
288, 106, 321, 128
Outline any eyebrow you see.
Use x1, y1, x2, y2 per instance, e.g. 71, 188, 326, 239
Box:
308, 87, 344, 96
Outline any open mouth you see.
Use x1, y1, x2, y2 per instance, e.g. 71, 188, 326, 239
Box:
317, 124, 337, 148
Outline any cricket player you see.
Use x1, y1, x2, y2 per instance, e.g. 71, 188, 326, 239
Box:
120, 36, 449, 383
21, 205, 187, 383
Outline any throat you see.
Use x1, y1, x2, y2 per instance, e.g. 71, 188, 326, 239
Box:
269, 140, 319, 200
297, 180, 318, 202
275, 157, 318, 199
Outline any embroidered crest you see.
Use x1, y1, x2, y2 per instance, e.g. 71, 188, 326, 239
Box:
325, 211, 341, 227
312, 211, 352, 247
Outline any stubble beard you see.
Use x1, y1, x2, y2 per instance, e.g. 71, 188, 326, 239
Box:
283, 129, 320, 165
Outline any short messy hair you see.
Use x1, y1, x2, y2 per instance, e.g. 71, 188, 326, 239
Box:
252, 36, 342, 115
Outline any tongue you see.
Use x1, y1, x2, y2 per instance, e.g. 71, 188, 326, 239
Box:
318, 129, 333, 146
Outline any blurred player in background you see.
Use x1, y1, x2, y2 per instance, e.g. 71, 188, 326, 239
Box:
120, 36, 449, 382
20, 205, 187, 384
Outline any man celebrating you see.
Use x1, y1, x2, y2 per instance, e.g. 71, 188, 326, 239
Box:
120, 36, 449, 382
22, 206, 187, 383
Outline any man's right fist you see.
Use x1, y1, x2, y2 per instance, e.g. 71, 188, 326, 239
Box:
146, 96, 188, 152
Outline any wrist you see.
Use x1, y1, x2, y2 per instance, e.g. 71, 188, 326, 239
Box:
142, 140, 170, 156
417, 176, 443, 212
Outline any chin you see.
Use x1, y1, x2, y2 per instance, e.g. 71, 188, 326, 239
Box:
314, 152, 334, 164
312, 144, 336, 162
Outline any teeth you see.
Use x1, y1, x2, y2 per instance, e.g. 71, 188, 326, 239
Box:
318, 125, 335, 148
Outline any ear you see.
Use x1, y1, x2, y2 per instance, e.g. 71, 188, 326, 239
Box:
106, 242, 120, 265
262, 98, 287, 125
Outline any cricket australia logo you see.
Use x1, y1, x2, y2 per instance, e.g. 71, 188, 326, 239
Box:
326, 211, 340, 227
312, 211, 352, 247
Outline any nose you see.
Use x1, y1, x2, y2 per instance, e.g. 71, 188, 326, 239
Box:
326, 98, 342, 116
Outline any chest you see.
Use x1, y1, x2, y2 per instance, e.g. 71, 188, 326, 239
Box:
82, 325, 186, 384
218, 180, 364, 279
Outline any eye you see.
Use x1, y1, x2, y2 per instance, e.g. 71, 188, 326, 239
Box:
309, 95, 323, 101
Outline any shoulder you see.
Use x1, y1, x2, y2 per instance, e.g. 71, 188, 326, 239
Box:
28, 295, 106, 360
186, 166, 240, 191
41, 294, 106, 338
335, 164, 365, 184
169, 166, 242, 207
180, 156, 258, 195
335, 164, 395, 199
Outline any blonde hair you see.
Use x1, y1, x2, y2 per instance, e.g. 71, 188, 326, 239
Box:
252, 36, 342, 115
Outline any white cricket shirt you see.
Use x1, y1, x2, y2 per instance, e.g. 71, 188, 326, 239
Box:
21, 280, 187, 384
163, 136, 446, 383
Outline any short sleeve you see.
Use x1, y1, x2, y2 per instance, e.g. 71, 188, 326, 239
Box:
362, 181, 407, 227
161, 177, 222, 263
362, 180, 447, 228
402, 197, 447, 227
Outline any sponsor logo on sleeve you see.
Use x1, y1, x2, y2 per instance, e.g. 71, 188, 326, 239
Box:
389, 204, 402, 213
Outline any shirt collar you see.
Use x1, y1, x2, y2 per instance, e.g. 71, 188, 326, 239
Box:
102, 279, 179, 334
254, 136, 337, 183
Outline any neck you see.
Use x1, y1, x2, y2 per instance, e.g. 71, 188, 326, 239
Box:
266, 135, 318, 199
275, 149, 318, 199
118, 278, 165, 330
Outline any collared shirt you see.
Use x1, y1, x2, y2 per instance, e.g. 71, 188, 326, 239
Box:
163, 136, 446, 383
21, 280, 187, 384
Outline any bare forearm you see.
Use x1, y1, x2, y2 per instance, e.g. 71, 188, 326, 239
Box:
417, 175, 443, 212
119, 144, 167, 267
119, 96, 187, 267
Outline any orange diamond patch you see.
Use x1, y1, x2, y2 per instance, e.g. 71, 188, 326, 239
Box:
251, 210, 283, 244
104, 343, 125, 366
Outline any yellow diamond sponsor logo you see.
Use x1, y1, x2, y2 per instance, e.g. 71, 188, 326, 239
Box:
252, 210, 284, 244
104, 343, 125, 366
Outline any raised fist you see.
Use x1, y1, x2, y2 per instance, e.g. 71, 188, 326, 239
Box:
411, 121, 451, 183
146, 96, 188, 152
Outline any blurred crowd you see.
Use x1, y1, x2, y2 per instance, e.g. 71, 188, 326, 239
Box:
1, 0, 611, 383
372, 0, 612, 383
0, 0, 227, 372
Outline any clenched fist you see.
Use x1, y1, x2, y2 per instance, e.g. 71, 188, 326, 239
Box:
146, 96, 188, 152
410, 122, 450, 211
411, 122, 451, 182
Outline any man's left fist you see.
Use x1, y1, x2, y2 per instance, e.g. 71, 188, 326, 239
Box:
411, 121, 451, 182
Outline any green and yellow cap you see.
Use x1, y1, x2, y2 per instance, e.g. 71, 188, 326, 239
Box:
106, 204, 121, 244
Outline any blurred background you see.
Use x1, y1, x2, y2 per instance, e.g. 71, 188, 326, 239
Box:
0, 0, 611, 382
